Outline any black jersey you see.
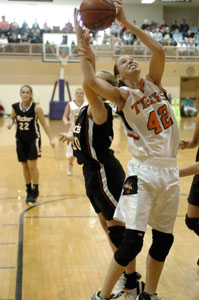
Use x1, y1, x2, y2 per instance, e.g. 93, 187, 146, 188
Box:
72, 103, 114, 166
12, 102, 40, 142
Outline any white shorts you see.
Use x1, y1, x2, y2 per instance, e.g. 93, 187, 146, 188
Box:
114, 156, 180, 234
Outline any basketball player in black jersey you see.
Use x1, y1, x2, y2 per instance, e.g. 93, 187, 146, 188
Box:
179, 113, 199, 265
59, 11, 144, 298
7, 85, 55, 204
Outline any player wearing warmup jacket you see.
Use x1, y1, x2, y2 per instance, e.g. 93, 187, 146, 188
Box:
62, 88, 87, 175
75, 1, 180, 300
179, 113, 199, 266
7, 85, 55, 204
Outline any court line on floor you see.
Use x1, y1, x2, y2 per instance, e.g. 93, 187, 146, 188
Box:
15, 194, 94, 300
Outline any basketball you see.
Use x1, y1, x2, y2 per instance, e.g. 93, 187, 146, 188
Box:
79, 0, 116, 31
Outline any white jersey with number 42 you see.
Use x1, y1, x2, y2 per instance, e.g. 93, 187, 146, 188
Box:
121, 78, 180, 159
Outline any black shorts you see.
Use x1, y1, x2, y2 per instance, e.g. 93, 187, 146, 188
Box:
83, 156, 125, 221
16, 138, 41, 162
188, 174, 199, 206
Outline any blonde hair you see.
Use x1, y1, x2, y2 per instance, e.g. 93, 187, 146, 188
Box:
20, 85, 34, 101
97, 70, 118, 87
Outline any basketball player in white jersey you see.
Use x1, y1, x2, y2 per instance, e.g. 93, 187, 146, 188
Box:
62, 87, 87, 175
75, 1, 180, 299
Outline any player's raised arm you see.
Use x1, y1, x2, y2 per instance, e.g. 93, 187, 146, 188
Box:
114, 0, 165, 85
74, 8, 126, 110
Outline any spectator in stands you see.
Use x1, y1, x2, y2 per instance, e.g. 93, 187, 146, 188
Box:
194, 31, 199, 46
0, 16, 9, 35
141, 19, 149, 30
149, 20, 158, 31
8, 32, 20, 43
109, 20, 121, 37
182, 96, 197, 117
63, 19, 73, 33
102, 31, 110, 45
177, 39, 187, 56
152, 27, 163, 44
159, 20, 169, 33
32, 19, 40, 31
170, 19, 180, 35
30, 30, 41, 43
113, 37, 124, 55
20, 33, 30, 43
0, 33, 8, 50
184, 29, 194, 44
122, 29, 133, 45
132, 38, 145, 55
9, 19, 19, 35
20, 24, 30, 38
42, 21, 51, 33
189, 21, 198, 34
162, 27, 172, 46
172, 28, 183, 46
187, 39, 197, 56
180, 18, 189, 37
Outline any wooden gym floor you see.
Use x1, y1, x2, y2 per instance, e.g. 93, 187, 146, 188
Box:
0, 115, 198, 300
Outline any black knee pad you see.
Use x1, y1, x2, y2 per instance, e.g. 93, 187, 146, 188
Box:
108, 226, 125, 248
114, 229, 144, 266
149, 229, 174, 262
185, 214, 199, 236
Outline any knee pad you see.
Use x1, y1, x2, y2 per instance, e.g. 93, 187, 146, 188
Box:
149, 229, 174, 262
114, 229, 144, 267
185, 215, 199, 236
108, 226, 125, 248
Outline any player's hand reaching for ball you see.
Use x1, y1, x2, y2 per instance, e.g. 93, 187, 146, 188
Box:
113, 0, 127, 25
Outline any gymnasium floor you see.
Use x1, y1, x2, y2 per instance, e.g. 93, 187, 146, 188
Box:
0, 114, 198, 300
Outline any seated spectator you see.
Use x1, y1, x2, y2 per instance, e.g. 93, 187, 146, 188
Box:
32, 19, 40, 31
71, 40, 78, 55
8, 32, 20, 43
0, 102, 5, 116
132, 38, 145, 55
121, 29, 133, 45
0, 16, 9, 35
172, 28, 183, 46
170, 19, 180, 35
141, 19, 149, 30
194, 31, 199, 46
149, 20, 158, 31
159, 20, 169, 33
184, 29, 194, 44
113, 37, 124, 55
20, 33, 30, 43
162, 27, 172, 46
187, 39, 197, 56
109, 20, 121, 37
189, 21, 198, 34
182, 96, 197, 117
152, 27, 163, 44
20, 24, 30, 37
102, 31, 110, 45
30, 30, 41, 43
63, 19, 73, 33
180, 18, 189, 37
176, 39, 187, 56
10, 19, 19, 35
42, 21, 51, 33
0, 33, 8, 50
